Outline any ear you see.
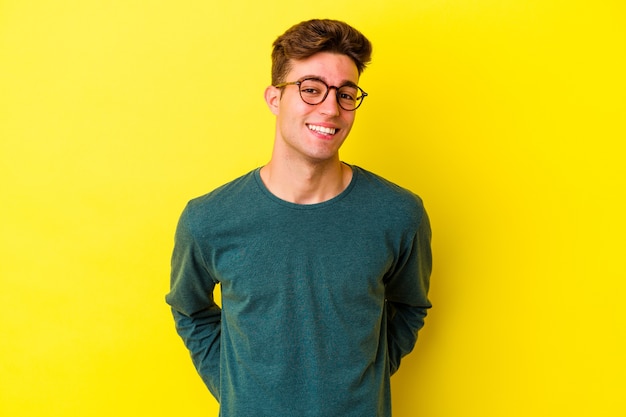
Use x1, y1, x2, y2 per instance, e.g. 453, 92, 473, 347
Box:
264, 85, 281, 116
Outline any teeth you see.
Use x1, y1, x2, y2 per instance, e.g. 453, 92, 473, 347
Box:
308, 124, 336, 135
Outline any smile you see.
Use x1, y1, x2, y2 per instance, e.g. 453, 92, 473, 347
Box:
307, 124, 337, 135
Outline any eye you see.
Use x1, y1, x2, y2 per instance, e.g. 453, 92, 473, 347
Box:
338, 87, 358, 102
301, 87, 321, 95
299, 80, 326, 96
339, 92, 356, 102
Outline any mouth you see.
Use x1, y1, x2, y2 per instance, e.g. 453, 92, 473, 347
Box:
307, 124, 338, 136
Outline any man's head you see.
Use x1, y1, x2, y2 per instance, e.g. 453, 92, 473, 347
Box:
264, 20, 372, 165
271, 19, 372, 86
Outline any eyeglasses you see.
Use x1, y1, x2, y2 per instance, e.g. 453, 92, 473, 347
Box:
274, 77, 368, 111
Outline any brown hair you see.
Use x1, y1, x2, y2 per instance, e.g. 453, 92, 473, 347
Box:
271, 19, 372, 85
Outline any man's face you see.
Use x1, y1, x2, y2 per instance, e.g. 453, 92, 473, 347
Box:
266, 52, 360, 164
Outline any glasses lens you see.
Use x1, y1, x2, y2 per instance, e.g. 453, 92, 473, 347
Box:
337, 85, 361, 110
299, 79, 327, 105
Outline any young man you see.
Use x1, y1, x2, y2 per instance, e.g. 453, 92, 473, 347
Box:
166, 19, 432, 417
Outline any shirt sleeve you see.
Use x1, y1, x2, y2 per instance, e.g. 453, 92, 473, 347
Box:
385, 206, 433, 375
165, 208, 222, 400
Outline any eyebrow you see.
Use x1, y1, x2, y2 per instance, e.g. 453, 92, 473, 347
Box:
298, 75, 359, 88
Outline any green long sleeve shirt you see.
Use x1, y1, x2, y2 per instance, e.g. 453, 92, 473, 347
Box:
166, 165, 432, 417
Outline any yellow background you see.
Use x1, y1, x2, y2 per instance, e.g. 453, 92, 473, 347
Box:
1, 1, 624, 416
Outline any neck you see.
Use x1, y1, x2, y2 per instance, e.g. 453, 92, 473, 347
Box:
260, 158, 352, 205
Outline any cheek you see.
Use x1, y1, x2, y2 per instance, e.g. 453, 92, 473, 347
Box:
278, 98, 310, 120
342, 113, 356, 127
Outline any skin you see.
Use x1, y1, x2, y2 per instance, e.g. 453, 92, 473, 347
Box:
261, 52, 360, 205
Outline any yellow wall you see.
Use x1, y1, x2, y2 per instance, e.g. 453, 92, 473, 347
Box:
1, 1, 624, 416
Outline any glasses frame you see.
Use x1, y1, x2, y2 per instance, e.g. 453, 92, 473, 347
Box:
274, 77, 368, 111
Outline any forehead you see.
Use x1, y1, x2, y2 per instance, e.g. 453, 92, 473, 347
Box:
287, 52, 359, 85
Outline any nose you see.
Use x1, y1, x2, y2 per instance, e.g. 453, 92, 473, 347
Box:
318, 87, 341, 116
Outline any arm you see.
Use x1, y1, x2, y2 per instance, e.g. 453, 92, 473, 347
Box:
385, 208, 432, 375
165, 209, 222, 400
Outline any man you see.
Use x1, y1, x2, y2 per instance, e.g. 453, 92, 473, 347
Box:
166, 19, 432, 417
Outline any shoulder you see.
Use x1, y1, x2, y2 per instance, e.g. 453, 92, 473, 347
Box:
352, 166, 426, 215
348, 165, 429, 235
180, 169, 259, 226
